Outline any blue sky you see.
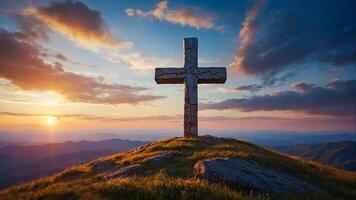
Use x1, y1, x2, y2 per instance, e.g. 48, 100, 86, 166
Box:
0, 0, 355, 135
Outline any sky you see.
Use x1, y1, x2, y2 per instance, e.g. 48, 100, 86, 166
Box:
0, 0, 355, 138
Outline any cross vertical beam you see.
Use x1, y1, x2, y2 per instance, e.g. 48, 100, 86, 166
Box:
184, 38, 198, 68
184, 74, 198, 137
184, 38, 198, 137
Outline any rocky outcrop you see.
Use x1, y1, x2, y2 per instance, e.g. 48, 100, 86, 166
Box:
106, 164, 147, 179
143, 152, 174, 164
105, 153, 175, 179
194, 157, 323, 193
90, 160, 118, 172
159, 168, 176, 175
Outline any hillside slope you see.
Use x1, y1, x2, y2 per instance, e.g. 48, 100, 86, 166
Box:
282, 141, 356, 171
0, 136, 355, 200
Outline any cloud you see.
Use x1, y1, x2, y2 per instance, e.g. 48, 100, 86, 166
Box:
0, 112, 300, 122
54, 53, 67, 61
0, 29, 164, 105
0, 112, 180, 122
3, 111, 354, 131
106, 50, 176, 71
230, 0, 356, 80
125, 8, 135, 16
229, 0, 267, 74
235, 84, 263, 92
217, 84, 263, 94
292, 82, 314, 92
201, 80, 356, 116
126, 1, 223, 31
198, 57, 220, 65
14, 12, 50, 42
25, 1, 131, 49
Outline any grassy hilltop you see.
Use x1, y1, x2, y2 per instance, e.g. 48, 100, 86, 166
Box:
0, 136, 355, 200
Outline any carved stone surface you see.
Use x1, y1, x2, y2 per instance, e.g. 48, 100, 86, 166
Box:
184, 75, 198, 137
155, 67, 226, 84
155, 68, 186, 84
184, 37, 198, 68
154, 38, 227, 137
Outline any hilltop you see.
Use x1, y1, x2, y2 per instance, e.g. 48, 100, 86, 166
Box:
0, 136, 355, 200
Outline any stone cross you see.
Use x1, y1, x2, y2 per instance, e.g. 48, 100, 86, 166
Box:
155, 38, 226, 138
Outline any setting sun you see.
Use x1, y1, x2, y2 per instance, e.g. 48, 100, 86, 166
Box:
46, 116, 57, 126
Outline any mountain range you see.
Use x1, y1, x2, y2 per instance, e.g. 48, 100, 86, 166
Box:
279, 141, 356, 171
0, 138, 147, 189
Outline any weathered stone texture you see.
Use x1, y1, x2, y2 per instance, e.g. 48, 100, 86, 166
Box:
143, 152, 174, 164
154, 38, 226, 137
184, 38, 198, 68
184, 75, 198, 137
194, 157, 323, 193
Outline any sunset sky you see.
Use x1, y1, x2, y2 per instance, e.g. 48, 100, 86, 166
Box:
0, 0, 355, 137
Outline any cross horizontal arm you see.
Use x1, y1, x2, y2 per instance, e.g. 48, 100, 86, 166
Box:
195, 67, 227, 84
155, 68, 187, 84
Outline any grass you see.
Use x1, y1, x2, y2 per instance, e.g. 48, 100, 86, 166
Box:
0, 136, 355, 200
0, 175, 269, 200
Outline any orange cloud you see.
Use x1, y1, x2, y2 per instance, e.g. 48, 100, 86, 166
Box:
2, 112, 354, 132
229, 0, 267, 74
126, 1, 223, 31
0, 29, 164, 105
25, 1, 131, 49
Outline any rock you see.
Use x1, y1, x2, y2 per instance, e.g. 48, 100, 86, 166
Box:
106, 164, 146, 179
160, 168, 176, 175
194, 158, 323, 193
90, 160, 118, 172
143, 152, 174, 164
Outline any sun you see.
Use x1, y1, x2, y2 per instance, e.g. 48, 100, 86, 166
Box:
46, 116, 58, 126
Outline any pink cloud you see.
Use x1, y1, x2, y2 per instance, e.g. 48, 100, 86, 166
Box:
126, 1, 223, 31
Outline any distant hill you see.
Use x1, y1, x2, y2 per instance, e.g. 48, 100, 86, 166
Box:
0, 138, 147, 189
0, 140, 13, 148
279, 141, 356, 171
0, 136, 355, 200
230, 133, 356, 147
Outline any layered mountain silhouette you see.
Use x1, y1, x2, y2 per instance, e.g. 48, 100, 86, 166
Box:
0, 139, 147, 189
279, 141, 356, 171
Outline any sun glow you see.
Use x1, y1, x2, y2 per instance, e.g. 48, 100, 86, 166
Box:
46, 116, 58, 126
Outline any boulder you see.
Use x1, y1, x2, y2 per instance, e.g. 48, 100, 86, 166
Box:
90, 160, 118, 172
194, 157, 323, 193
143, 152, 174, 164
159, 168, 176, 175
106, 164, 146, 179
